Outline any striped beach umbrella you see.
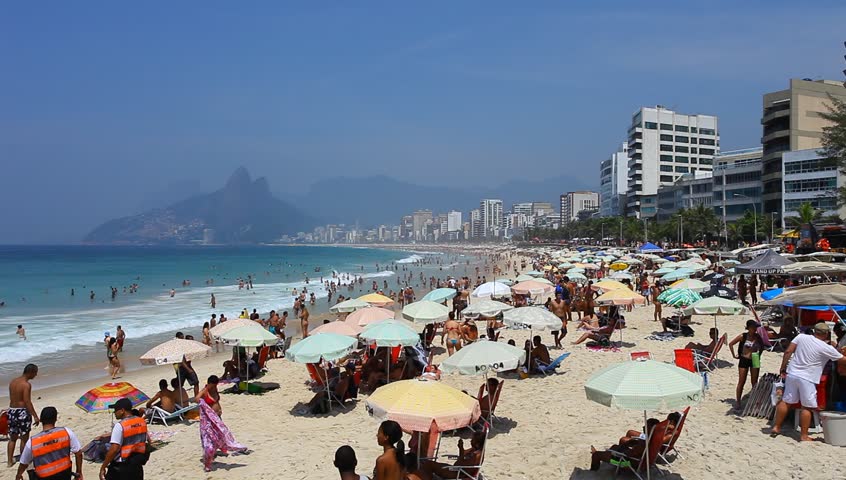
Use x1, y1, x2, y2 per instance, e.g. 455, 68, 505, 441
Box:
658, 288, 703, 307
209, 318, 261, 338
75, 382, 149, 413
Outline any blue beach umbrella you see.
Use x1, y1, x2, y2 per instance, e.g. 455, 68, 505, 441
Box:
421, 288, 457, 303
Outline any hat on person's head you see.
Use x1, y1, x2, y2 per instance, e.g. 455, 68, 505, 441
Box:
109, 398, 133, 411
814, 322, 831, 333
104, 331, 110, 337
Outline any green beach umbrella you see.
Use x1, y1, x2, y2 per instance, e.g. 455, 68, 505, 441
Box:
218, 325, 277, 348
359, 320, 420, 347
524, 270, 545, 277
286, 332, 357, 363
402, 300, 451, 324
653, 266, 677, 275
462, 299, 514, 317
661, 268, 694, 282
440, 340, 526, 376
567, 272, 588, 283
658, 288, 702, 307
421, 288, 457, 303
584, 359, 704, 480
585, 359, 704, 411
682, 296, 748, 332
558, 263, 574, 269
516, 274, 538, 282
568, 267, 586, 274
330, 298, 370, 313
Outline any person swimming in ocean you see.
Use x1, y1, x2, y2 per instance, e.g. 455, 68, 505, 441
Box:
16, 325, 26, 340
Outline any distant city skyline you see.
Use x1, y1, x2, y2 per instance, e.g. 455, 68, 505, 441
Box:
2, 2, 845, 243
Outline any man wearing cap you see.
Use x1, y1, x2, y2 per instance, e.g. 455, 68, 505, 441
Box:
15, 406, 82, 480
100, 399, 148, 480
772, 322, 846, 441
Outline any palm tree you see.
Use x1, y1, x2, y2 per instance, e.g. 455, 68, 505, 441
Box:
785, 202, 822, 228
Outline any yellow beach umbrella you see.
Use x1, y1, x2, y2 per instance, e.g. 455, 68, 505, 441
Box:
610, 263, 628, 271
358, 293, 395, 307
365, 378, 481, 432
594, 288, 646, 306
591, 280, 628, 291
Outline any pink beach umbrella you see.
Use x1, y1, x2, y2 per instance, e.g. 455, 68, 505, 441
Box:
310, 320, 361, 337
344, 306, 395, 327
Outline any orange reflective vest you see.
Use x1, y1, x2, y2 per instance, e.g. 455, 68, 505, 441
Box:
31, 427, 71, 478
118, 416, 147, 460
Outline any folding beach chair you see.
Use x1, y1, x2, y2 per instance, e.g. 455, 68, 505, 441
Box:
534, 352, 571, 375
435, 427, 488, 480
610, 420, 669, 480
630, 351, 653, 361
146, 404, 198, 426
673, 349, 696, 373
658, 407, 690, 469
693, 334, 726, 372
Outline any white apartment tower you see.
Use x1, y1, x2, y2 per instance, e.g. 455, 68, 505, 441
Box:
447, 211, 462, 232
626, 106, 719, 218
560, 191, 599, 224
480, 199, 503, 238
599, 143, 629, 217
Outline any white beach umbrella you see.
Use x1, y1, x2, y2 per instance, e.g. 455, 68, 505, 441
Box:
471, 282, 512, 298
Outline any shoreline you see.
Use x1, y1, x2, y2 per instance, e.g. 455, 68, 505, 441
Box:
1, 246, 487, 393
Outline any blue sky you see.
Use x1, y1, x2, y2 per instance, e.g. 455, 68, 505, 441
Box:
1, 1, 845, 242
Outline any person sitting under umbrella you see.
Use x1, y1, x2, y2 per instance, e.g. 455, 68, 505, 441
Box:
419, 431, 486, 480
685, 328, 719, 353
590, 415, 677, 471
529, 336, 551, 373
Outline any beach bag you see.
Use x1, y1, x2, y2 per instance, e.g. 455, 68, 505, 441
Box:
83, 438, 110, 462
679, 325, 695, 337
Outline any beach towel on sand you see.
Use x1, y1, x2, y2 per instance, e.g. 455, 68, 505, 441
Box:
199, 400, 248, 471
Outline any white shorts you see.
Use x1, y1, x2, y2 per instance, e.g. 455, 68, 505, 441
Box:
783, 375, 818, 409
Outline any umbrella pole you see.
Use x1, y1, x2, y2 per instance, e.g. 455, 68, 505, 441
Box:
644, 410, 650, 480
323, 364, 334, 410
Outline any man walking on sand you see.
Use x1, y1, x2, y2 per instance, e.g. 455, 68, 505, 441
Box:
7, 364, 40, 468
771, 323, 846, 441
15, 406, 83, 480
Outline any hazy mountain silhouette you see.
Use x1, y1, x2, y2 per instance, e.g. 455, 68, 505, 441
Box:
84, 167, 312, 244
289, 174, 593, 226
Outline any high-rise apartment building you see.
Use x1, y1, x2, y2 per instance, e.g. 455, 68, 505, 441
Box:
470, 209, 482, 239
761, 79, 846, 216
560, 191, 599, 224
480, 199, 503, 237
447, 211, 462, 232
626, 106, 719, 218
411, 210, 433, 241
599, 143, 629, 217
511, 203, 533, 216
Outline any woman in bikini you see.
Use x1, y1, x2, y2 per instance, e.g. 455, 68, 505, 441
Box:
196, 374, 222, 417
107, 337, 121, 379
729, 320, 763, 410
442, 312, 462, 355
202, 322, 212, 346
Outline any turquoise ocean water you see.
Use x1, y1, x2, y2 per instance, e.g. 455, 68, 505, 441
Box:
0, 245, 443, 386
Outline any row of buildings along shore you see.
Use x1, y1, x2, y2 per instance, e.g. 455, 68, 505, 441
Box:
286, 78, 845, 244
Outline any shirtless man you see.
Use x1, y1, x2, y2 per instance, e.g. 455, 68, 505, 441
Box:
442, 312, 463, 355
116, 325, 126, 352
461, 319, 479, 344
170, 377, 191, 407
7, 364, 39, 467
16, 325, 26, 340
144, 378, 177, 414
549, 293, 569, 348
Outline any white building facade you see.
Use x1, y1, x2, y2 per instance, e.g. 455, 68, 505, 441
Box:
626, 106, 719, 218
599, 143, 629, 217
480, 199, 503, 237
781, 148, 843, 226
560, 191, 599, 224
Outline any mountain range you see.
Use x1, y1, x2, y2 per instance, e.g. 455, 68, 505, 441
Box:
84, 168, 312, 244
84, 168, 594, 243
